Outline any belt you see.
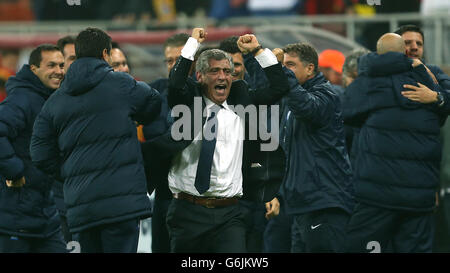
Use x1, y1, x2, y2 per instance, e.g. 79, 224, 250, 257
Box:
174, 192, 239, 208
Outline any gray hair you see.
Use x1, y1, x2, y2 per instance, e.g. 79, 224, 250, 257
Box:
343, 48, 370, 79
195, 49, 234, 75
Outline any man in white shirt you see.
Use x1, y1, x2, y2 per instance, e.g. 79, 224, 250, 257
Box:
164, 28, 289, 253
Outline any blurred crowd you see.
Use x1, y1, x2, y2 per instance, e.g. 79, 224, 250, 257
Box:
0, 0, 424, 23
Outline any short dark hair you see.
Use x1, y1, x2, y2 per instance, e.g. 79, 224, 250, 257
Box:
29, 44, 61, 67
111, 41, 121, 50
218, 36, 240, 54
164, 33, 189, 50
283, 42, 319, 74
394, 24, 424, 42
75, 27, 112, 59
110, 41, 131, 71
56, 35, 76, 55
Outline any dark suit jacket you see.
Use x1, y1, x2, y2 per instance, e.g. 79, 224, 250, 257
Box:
144, 55, 289, 201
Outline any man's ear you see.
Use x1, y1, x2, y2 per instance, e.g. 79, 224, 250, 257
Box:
307, 63, 315, 76
30, 64, 38, 74
196, 71, 202, 83
102, 48, 111, 64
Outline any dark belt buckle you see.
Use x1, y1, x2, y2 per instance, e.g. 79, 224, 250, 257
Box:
205, 198, 216, 208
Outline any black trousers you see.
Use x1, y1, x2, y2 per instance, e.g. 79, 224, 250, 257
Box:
151, 197, 172, 253
291, 207, 349, 253
239, 200, 267, 253
0, 231, 67, 253
346, 203, 434, 253
263, 205, 294, 253
60, 215, 72, 243
74, 218, 140, 253
166, 198, 247, 253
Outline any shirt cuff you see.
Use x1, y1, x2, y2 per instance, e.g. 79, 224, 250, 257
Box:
254, 48, 278, 68
181, 37, 200, 61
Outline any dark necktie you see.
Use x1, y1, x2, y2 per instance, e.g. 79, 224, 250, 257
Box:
195, 104, 222, 194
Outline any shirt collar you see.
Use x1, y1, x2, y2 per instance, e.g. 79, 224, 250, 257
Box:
203, 96, 230, 111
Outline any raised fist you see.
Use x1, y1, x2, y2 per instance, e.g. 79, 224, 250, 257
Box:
272, 48, 284, 63
192, 28, 207, 43
237, 34, 261, 55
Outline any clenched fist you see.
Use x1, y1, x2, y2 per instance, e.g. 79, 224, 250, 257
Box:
272, 48, 284, 63
192, 28, 207, 43
237, 34, 262, 55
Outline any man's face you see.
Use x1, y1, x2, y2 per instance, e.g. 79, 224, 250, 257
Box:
320, 67, 342, 86
31, 50, 64, 90
402, 31, 424, 59
164, 45, 183, 74
197, 58, 233, 105
111, 48, 130, 73
283, 52, 313, 84
230, 52, 245, 81
63, 43, 76, 71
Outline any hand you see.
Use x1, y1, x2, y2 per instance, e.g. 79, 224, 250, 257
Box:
272, 48, 284, 63
237, 34, 262, 55
6, 176, 26, 188
402, 83, 438, 104
265, 197, 280, 220
424, 65, 438, 84
411, 58, 423, 68
191, 28, 207, 43
411, 59, 438, 84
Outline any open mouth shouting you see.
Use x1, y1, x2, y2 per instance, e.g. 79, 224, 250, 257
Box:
214, 83, 228, 94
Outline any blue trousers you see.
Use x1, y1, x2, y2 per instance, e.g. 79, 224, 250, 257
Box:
291, 207, 349, 253
74, 218, 140, 253
0, 230, 67, 253
346, 203, 434, 253
263, 205, 293, 253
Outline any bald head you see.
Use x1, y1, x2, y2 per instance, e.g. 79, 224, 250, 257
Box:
376, 33, 406, 55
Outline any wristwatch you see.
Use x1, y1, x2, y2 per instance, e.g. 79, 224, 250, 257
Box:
436, 91, 445, 107
250, 45, 263, 56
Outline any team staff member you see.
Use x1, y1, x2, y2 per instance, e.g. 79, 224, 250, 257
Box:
0, 44, 66, 253
150, 28, 289, 253
30, 28, 162, 253
344, 33, 450, 252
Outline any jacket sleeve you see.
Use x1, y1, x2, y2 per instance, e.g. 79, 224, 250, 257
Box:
243, 53, 269, 90
342, 77, 372, 127
247, 62, 290, 106
284, 70, 334, 127
167, 56, 196, 108
413, 65, 450, 117
30, 105, 63, 181
366, 52, 413, 77
429, 65, 450, 116
0, 97, 26, 180
129, 81, 162, 125
428, 64, 450, 90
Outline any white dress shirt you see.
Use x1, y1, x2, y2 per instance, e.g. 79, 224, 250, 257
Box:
168, 97, 245, 197
168, 36, 279, 197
